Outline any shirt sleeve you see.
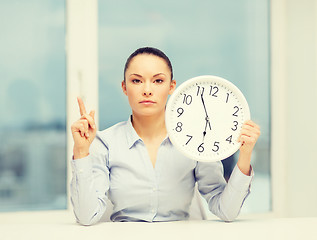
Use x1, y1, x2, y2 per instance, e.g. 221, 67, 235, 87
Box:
70, 133, 110, 225
195, 161, 253, 222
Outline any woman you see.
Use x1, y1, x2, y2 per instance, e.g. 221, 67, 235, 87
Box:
70, 47, 261, 225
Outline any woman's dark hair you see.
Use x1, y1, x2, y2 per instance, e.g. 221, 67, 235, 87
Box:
124, 47, 173, 81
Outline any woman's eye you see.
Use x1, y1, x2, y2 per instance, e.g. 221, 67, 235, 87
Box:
132, 79, 141, 83
155, 79, 163, 83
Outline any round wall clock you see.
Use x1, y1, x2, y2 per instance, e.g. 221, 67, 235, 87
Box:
165, 75, 250, 162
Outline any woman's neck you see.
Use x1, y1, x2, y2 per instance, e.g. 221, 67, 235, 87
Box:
131, 112, 167, 141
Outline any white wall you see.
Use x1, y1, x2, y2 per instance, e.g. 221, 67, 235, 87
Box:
271, 0, 317, 217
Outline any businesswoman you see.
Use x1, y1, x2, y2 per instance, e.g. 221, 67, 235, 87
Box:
70, 47, 260, 225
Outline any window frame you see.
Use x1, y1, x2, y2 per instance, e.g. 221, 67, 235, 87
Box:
66, 0, 99, 209
270, 0, 287, 217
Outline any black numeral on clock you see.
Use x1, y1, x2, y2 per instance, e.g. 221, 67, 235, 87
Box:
231, 121, 238, 131
212, 141, 220, 152
209, 86, 219, 97
226, 93, 230, 103
185, 135, 193, 145
197, 86, 205, 96
175, 122, 183, 132
198, 143, 204, 153
183, 94, 192, 105
233, 106, 239, 117
177, 107, 184, 117
226, 135, 233, 144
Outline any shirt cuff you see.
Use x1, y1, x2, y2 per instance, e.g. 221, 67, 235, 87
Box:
71, 155, 94, 178
228, 164, 254, 193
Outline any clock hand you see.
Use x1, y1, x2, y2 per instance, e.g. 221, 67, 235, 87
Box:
201, 94, 209, 118
203, 120, 208, 141
202, 118, 212, 141
201, 93, 212, 142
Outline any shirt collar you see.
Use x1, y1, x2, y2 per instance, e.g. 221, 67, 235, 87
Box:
126, 115, 142, 149
125, 115, 172, 149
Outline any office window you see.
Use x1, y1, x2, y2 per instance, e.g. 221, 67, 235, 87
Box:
0, 1, 66, 211
98, 0, 270, 213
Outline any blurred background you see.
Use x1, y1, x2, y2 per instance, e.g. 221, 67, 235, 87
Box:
0, 0, 316, 218
0, 0, 66, 211
0, 0, 270, 214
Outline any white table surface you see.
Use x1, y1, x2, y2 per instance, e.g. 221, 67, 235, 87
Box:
0, 210, 316, 240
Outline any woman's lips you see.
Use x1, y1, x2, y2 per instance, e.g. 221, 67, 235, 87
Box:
139, 100, 156, 105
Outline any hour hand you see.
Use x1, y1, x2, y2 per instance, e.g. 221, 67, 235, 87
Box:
202, 118, 212, 141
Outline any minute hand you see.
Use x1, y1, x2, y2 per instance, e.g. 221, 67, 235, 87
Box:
201, 94, 212, 141
201, 94, 209, 118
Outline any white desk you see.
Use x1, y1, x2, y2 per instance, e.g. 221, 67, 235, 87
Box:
0, 210, 316, 240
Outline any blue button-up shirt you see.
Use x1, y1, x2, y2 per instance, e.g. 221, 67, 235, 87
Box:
70, 117, 253, 225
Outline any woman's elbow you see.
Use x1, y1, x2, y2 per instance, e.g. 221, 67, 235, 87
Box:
219, 210, 240, 222
76, 212, 100, 226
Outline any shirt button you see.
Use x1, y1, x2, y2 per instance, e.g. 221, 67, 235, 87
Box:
78, 169, 84, 173
152, 188, 156, 192
151, 209, 155, 213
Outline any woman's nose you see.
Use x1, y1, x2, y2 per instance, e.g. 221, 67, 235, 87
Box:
143, 91, 152, 96
143, 83, 153, 96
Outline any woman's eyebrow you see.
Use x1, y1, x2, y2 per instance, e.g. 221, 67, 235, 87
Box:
129, 73, 166, 78
129, 73, 143, 78
153, 73, 166, 77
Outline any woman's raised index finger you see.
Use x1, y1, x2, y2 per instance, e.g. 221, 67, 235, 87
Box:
77, 97, 87, 116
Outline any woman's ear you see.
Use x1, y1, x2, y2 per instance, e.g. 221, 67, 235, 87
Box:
169, 80, 176, 95
122, 81, 128, 96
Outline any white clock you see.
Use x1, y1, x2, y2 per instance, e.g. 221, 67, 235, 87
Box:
165, 75, 250, 162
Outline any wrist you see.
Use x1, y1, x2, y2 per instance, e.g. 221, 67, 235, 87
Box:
237, 151, 252, 176
73, 147, 89, 160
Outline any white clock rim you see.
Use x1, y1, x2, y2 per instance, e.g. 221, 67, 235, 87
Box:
165, 75, 251, 162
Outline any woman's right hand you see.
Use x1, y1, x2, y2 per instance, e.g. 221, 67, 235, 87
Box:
71, 97, 97, 159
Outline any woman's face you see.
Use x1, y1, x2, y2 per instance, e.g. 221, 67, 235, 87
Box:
122, 54, 176, 118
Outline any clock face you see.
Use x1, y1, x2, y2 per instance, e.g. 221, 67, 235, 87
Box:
165, 75, 250, 162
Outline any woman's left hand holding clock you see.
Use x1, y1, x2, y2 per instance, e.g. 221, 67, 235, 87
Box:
237, 120, 261, 175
